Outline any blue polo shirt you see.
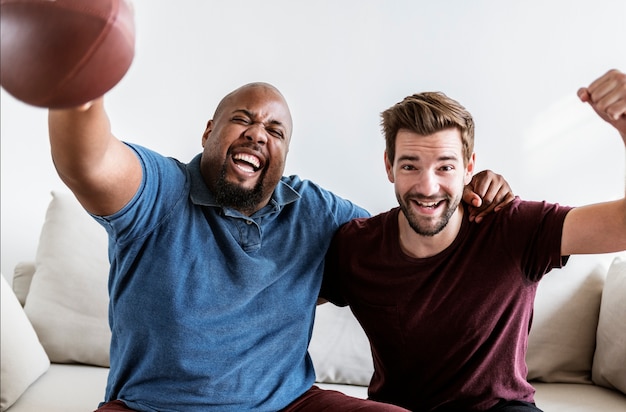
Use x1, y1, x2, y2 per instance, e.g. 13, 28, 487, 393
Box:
92, 143, 368, 411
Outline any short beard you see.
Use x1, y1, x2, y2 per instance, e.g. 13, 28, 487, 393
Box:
398, 195, 462, 237
214, 164, 266, 213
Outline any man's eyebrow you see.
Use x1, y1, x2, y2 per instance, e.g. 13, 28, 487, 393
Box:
231, 109, 253, 118
397, 154, 459, 162
397, 155, 420, 162
437, 154, 459, 162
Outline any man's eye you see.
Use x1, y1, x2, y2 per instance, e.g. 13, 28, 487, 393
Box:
232, 117, 249, 124
268, 129, 284, 139
440, 165, 454, 172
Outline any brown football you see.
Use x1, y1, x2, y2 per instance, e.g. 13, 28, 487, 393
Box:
0, 0, 135, 108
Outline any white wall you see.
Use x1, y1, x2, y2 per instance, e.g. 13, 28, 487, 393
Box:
2, 0, 625, 277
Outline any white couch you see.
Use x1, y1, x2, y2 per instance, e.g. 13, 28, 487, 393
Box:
2, 190, 626, 412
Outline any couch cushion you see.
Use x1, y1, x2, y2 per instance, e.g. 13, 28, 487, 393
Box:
1, 274, 50, 411
310, 303, 373, 386
23, 191, 111, 367
592, 254, 626, 394
4, 364, 109, 412
526, 255, 605, 384
532, 382, 626, 412
12, 261, 36, 307
315, 382, 368, 399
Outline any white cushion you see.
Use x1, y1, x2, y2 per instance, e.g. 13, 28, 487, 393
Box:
5, 364, 109, 412
316, 382, 368, 399
12, 261, 36, 307
310, 303, 373, 386
1, 274, 50, 411
24, 191, 111, 367
592, 254, 626, 394
527, 255, 605, 383
533, 382, 626, 412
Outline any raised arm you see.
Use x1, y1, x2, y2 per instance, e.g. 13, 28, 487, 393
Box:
48, 98, 142, 216
561, 69, 626, 255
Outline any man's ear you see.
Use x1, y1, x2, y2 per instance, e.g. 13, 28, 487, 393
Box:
201, 120, 213, 146
464, 152, 476, 185
384, 151, 395, 183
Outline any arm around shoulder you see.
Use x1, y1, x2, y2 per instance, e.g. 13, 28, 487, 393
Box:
48, 98, 142, 216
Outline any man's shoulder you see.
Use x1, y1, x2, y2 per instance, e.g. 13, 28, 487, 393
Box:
497, 197, 573, 219
279, 175, 318, 192
123, 142, 188, 173
280, 175, 360, 206
340, 208, 397, 234
280, 175, 369, 222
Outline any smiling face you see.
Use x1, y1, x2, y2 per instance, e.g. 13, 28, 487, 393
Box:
200, 83, 293, 215
385, 128, 474, 237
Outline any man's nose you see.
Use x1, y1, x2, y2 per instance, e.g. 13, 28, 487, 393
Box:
244, 123, 268, 144
417, 170, 439, 196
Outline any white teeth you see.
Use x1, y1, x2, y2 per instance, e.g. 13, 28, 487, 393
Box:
417, 201, 440, 208
233, 153, 260, 169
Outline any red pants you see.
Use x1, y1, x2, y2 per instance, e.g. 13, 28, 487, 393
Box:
95, 385, 409, 411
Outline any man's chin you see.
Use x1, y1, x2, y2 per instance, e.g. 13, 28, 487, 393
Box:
215, 180, 259, 205
226, 173, 258, 186
410, 219, 442, 236
402, 207, 450, 237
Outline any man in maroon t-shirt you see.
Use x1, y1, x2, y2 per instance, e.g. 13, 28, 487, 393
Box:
322, 69, 626, 412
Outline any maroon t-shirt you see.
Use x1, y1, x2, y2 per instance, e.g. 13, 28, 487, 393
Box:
321, 198, 572, 411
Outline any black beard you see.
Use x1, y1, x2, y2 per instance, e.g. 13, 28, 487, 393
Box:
213, 163, 266, 213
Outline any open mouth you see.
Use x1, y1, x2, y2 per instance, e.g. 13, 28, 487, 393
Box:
416, 200, 443, 209
412, 199, 446, 214
232, 153, 261, 173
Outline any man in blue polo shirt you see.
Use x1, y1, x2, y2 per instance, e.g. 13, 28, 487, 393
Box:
48, 82, 512, 411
